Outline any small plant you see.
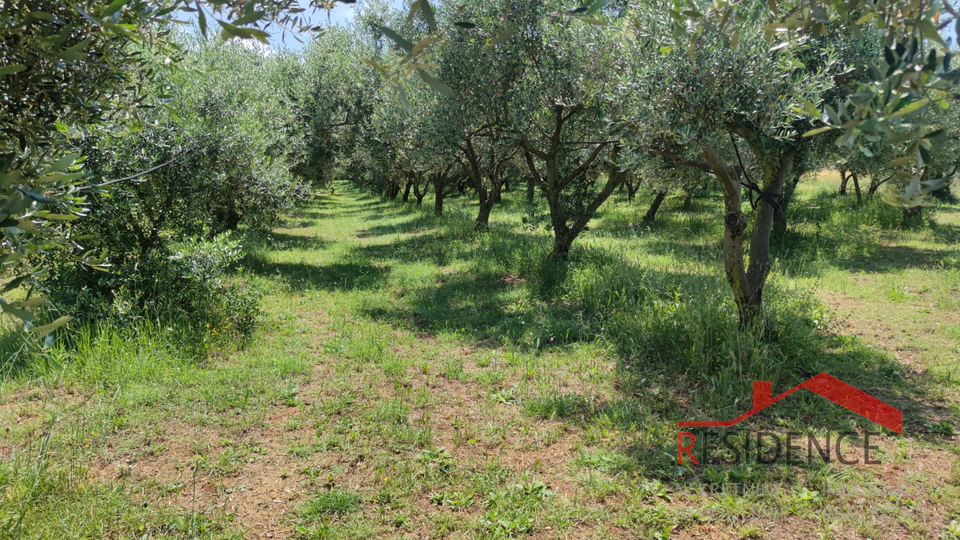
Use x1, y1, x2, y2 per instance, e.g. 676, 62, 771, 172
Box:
942, 520, 960, 540
418, 447, 454, 477
930, 421, 955, 436
737, 524, 764, 539
287, 445, 314, 458
524, 393, 590, 420
702, 467, 727, 485
490, 384, 521, 404
637, 480, 672, 503
429, 490, 475, 510
652, 526, 673, 540
298, 489, 361, 521
885, 284, 908, 302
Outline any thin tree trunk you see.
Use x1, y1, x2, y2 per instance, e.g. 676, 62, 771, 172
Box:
526, 175, 535, 203
431, 165, 455, 217
703, 145, 754, 324
402, 181, 412, 203
412, 174, 426, 206
773, 174, 801, 239
519, 105, 618, 260
703, 143, 795, 325
744, 149, 795, 325
434, 189, 444, 216
642, 191, 667, 223
476, 188, 497, 230
852, 172, 862, 204
839, 170, 848, 195
627, 180, 639, 201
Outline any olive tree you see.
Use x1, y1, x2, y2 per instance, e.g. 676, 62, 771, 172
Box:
514, 3, 631, 258
628, 7, 843, 324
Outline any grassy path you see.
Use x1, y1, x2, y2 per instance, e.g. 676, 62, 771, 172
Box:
1, 181, 958, 539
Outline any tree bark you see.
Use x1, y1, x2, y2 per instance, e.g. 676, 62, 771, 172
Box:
773, 174, 801, 239
903, 206, 923, 226
851, 171, 862, 204
702, 145, 754, 324
839, 170, 848, 195
411, 173, 426, 206
434, 190, 444, 216
642, 191, 667, 223
744, 148, 795, 325
402, 181, 412, 203
703, 143, 794, 325
431, 164, 456, 217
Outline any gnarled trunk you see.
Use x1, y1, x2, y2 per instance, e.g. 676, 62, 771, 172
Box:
460, 137, 509, 231
522, 123, 622, 260
387, 182, 401, 199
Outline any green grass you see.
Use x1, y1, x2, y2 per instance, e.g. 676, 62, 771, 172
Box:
1, 176, 959, 538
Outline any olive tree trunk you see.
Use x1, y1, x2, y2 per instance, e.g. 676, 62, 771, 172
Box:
703, 144, 795, 325
642, 191, 667, 223
521, 107, 623, 260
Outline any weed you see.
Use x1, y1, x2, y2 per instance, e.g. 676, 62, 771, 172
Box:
298, 490, 361, 521
524, 393, 591, 421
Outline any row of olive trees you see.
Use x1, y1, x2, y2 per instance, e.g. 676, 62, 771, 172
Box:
307, 0, 958, 325
1, 0, 956, 337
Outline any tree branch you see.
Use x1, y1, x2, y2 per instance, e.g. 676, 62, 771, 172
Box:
648, 148, 715, 174
561, 142, 609, 190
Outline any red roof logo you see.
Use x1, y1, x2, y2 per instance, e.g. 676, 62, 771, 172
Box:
678, 372, 902, 434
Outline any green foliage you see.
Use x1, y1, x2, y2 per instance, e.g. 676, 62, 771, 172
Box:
481, 481, 554, 537
36, 39, 307, 339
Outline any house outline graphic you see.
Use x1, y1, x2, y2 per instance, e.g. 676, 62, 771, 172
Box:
677, 372, 902, 434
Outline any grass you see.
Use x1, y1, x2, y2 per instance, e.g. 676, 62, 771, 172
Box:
0, 174, 959, 538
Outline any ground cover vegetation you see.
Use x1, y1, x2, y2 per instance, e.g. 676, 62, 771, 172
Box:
1, 0, 960, 537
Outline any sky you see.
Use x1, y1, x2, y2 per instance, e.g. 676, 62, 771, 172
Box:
259, 0, 404, 52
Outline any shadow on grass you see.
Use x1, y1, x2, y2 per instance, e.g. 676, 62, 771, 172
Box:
357, 214, 440, 238
264, 231, 330, 251
245, 257, 388, 292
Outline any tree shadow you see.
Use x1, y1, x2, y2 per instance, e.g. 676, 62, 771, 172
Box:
244, 257, 388, 292
929, 216, 960, 245
345, 214, 956, 468
356, 214, 440, 238
355, 232, 478, 268
263, 232, 329, 251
